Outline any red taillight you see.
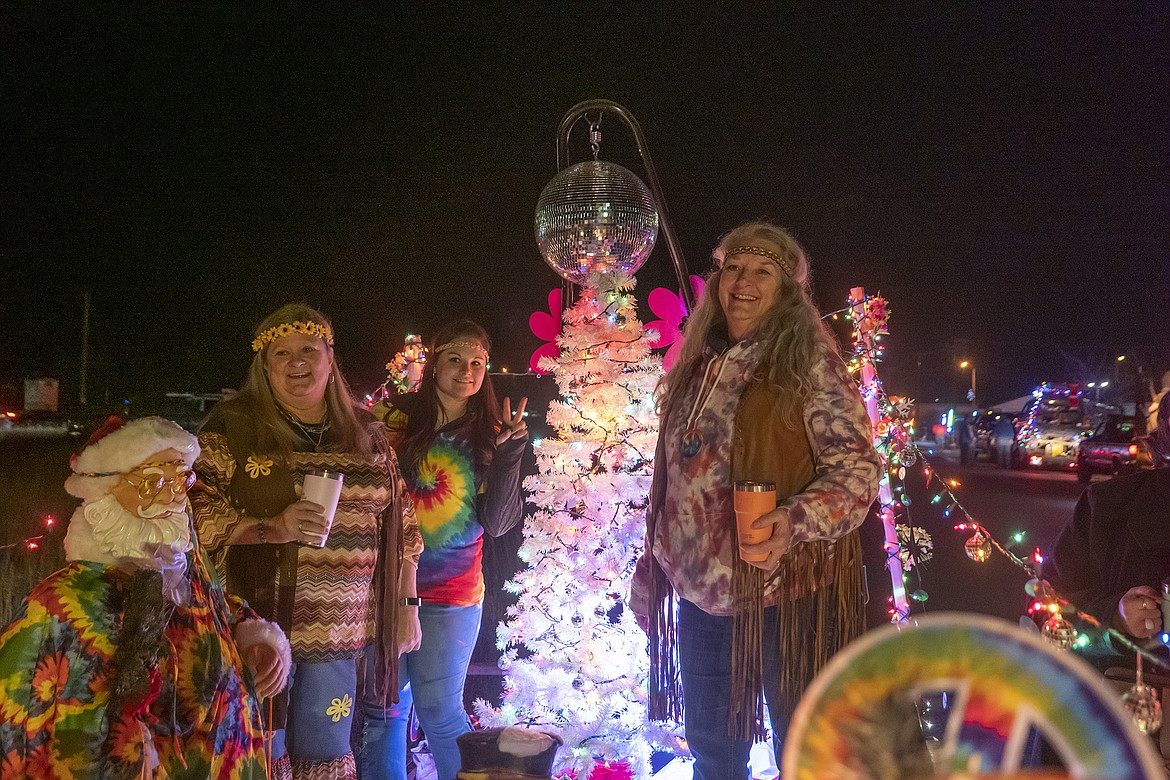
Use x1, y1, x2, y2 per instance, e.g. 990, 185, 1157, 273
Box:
1129, 444, 1139, 456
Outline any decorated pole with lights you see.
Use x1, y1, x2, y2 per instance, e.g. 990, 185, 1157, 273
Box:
849, 287, 909, 624
365, 334, 428, 408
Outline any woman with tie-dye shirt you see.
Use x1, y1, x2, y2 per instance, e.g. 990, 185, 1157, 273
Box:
363, 320, 528, 780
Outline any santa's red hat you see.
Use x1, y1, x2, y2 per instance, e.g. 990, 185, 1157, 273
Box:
65, 416, 199, 501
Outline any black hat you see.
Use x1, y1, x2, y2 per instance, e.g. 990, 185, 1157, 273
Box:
456, 727, 563, 778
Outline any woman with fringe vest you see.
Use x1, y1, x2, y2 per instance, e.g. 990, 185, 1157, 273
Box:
630, 222, 881, 779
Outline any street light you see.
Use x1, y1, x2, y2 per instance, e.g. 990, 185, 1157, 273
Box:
959, 360, 976, 405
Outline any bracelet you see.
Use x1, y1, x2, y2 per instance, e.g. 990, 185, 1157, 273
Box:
257, 516, 266, 545
399, 597, 422, 606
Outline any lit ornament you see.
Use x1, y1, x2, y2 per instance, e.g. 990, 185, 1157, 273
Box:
1025, 577, 1057, 603
1041, 614, 1077, 650
1122, 684, 1163, 734
964, 529, 992, 563
534, 160, 659, 284
895, 524, 933, 571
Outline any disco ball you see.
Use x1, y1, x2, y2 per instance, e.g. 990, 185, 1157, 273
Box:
535, 160, 659, 284
1123, 683, 1164, 734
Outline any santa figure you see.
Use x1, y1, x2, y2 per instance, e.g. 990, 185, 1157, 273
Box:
0, 416, 291, 779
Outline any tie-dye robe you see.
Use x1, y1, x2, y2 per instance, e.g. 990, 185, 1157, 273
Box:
0, 549, 269, 779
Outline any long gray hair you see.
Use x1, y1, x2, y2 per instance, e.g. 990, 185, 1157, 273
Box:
658, 222, 841, 424
218, 303, 380, 461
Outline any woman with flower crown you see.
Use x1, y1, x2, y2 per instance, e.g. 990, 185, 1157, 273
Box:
191, 302, 423, 780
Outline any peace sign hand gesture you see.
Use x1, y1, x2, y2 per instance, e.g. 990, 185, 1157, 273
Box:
496, 397, 529, 445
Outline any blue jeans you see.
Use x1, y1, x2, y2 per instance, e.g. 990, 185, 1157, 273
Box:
362, 602, 483, 780
279, 658, 359, 764
678, 598, 817, 780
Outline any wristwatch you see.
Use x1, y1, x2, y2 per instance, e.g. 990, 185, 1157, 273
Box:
399, 597, 422, 606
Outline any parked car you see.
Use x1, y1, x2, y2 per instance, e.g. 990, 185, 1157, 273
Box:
1075, 415, 1150, 483
1017, 387, 1094, 471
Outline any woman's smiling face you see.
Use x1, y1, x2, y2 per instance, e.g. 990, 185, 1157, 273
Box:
434, 342, 488, 407
718, 250, 783, 340
265, 333, 332, 412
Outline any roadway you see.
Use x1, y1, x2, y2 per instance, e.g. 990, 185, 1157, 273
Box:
862, 446, 1095, 628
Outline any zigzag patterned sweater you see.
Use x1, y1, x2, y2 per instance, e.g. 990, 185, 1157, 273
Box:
193, 423, 423, 663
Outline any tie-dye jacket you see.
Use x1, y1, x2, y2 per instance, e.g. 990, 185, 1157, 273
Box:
0, 548, 268, 779
631, 340, 881, 616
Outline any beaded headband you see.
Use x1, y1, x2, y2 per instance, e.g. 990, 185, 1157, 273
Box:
722, 245, 795, 278
435, 340, 489, 360
251, 320, 335, 352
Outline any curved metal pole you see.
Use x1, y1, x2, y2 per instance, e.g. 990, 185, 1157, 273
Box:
555, 99, 694, 312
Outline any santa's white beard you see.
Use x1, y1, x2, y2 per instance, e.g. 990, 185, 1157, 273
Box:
64, 492, 191, 577
63, 493, 195, 603
82, 493, 192, 559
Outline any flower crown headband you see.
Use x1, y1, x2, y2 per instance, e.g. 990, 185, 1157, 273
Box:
252, 320, 335, 352
434, 340, 489, 360
721, 245, 795, 278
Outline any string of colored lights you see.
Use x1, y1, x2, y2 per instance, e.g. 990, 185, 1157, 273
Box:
835, 296, 1170, 670
364, 334, 428, 408
903, 432, 1169, 671
0, 514, 58, 553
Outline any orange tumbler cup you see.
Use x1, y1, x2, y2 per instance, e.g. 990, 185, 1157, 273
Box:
734, 481, 776, 563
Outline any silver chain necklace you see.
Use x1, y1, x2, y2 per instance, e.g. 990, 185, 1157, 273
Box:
280, 407, 331, 451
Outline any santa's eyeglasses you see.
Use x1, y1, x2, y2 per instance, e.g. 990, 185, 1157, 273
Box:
78, 459, 197, 500
124, 469, 197, 500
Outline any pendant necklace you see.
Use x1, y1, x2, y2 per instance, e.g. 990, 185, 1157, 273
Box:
679, 346, 738, 458
280, 407, 331, 452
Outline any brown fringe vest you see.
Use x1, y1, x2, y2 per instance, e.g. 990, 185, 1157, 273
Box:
646, 380, 865, 740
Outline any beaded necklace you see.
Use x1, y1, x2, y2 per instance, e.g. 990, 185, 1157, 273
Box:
679, 343, 744, 457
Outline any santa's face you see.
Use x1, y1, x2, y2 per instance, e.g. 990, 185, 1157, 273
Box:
81, 447, 194, 571
109, 448, 195, 518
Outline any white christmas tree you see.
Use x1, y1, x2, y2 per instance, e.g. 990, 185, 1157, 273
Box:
475, 271, 670, 779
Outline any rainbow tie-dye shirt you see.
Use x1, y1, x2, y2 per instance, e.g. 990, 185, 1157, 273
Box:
0, 550, 269, 779
375, 397, 525, 606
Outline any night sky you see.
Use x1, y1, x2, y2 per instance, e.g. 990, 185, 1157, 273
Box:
2, 5, 1167, 412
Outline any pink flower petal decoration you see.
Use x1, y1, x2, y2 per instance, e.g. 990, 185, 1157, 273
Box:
528, 288, 563, 374
529, 342, 560, 374
645, 275, 705, 371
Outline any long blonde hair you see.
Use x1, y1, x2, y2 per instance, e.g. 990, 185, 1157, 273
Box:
209, 303, 381, 461
658, 222, 841, 422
